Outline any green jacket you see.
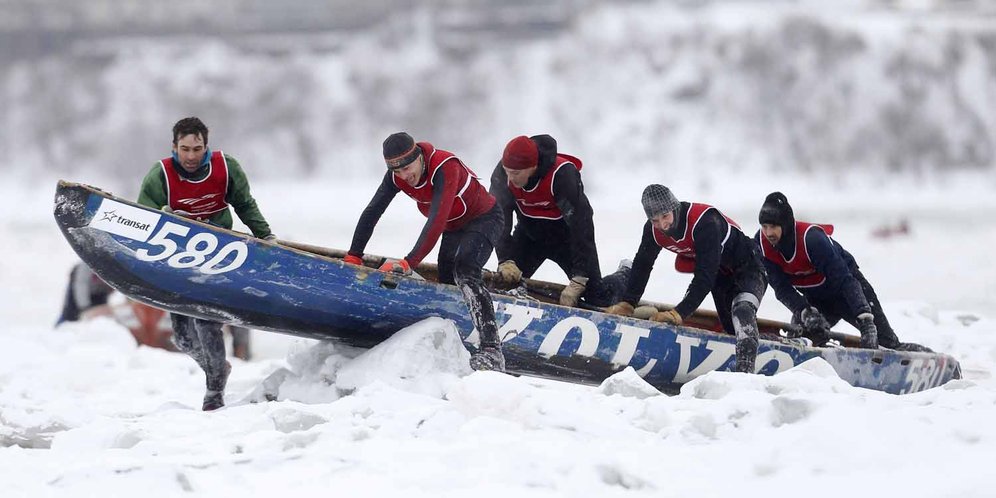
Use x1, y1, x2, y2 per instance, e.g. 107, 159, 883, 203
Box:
137, 153, 273, 238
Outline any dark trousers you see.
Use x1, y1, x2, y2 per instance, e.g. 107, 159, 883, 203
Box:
510, 221, 626, 307
170, 314, 228, 391
437, 204, 504, 349
229, 325, 251, 361
712, 262, 768, 335
806, 267, 901, 348
57, 264, 112, 324
711, 257, 767, 373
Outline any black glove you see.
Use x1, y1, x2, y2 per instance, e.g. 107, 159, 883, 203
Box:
799, 306, 831, 346
893, 342, 933, 353
857, 313, 878, 349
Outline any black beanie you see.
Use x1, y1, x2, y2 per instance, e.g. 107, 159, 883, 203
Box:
641, 184, 680, 218
383, 132, 420, 169
758, 192, 794, 227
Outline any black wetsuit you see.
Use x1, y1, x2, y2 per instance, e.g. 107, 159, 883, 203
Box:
349, 155, 504, 350
624, 203, 767, 334
489, 135, 627, 306
756, 225, 902, 348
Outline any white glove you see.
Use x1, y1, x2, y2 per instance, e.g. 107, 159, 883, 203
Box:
162, 206, 193, 218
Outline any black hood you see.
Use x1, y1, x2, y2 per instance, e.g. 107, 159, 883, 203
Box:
524, 134, 558, 190
759, 192, 797, 257
758, 192, 795, 228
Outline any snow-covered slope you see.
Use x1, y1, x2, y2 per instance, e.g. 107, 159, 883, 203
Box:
2, 311, 994, 497
2, 1, 995, 184
3, 175, 995, 496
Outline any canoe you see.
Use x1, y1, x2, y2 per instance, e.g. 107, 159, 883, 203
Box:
53, 181, 961, 394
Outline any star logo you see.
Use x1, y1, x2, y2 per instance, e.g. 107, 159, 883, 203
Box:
99, 210, 118, 222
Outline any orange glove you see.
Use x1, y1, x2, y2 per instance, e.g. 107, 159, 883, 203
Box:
604, 302, 635, 317
343, 254, 364, 266
652, 309, 683, 325
378, 259, 412, 275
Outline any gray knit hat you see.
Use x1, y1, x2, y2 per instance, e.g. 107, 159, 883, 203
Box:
642, 184, 680, 218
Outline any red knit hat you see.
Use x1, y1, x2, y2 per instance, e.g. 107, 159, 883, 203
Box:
502, 136, 538, 170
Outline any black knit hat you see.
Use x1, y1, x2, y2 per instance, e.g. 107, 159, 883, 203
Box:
758, 192, 794, 227
641, 184, 680, 218
383, 132, 420, 170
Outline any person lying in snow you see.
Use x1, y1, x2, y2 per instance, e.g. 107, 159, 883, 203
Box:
56, 262, 252, 359
755, 192, 931, 352
488, 135, 630, 307
604, 185, 767, 373
344, 132, 506, 372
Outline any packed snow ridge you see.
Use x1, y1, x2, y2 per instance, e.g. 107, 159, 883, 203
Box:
3, 312, 995, 497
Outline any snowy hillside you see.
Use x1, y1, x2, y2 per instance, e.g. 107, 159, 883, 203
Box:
2, 1, 995, 184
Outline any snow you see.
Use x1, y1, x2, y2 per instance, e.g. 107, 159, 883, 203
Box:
3, 173, 996, 496
4, 1, 996, 495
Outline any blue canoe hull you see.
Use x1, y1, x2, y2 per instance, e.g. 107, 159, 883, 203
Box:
54, 182, 961, 394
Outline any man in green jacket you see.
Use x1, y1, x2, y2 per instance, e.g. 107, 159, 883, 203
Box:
137, 116, 275, 410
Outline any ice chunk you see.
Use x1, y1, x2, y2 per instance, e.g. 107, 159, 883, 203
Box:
335, 317, 472, 398
790, 357, 842, 379
243, 340, 362, 404
268, 408, 328, 433
596, 367, 661, 399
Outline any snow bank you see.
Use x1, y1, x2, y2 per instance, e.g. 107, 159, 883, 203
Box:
246, 317, 472, 404
4, 301, 996, 498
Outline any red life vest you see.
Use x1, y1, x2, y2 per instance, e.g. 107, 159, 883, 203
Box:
507, 154, 583, 220
160, 150, 230, 220
392, 142, 494, 231
652, 203, 742, 274
759, 221, 835, 288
